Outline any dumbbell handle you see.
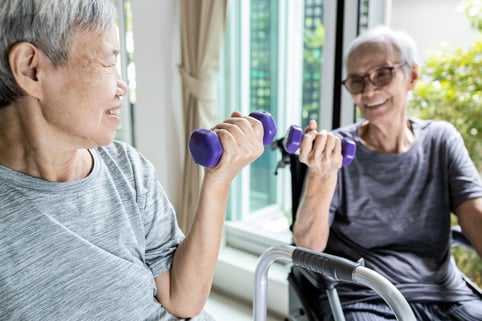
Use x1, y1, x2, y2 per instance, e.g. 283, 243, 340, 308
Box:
189, 111, 277, 168
283, 125, 356, 166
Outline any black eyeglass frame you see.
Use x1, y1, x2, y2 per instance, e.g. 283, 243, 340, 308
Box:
341, 63, 407, 95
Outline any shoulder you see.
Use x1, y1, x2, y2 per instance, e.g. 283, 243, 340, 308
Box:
412, 118, 456, 130
96, 140, 152, 167
93, 141, 158, 184
96, 140, 143, 159
332, 123, 359, 139
411, 118, 461, 141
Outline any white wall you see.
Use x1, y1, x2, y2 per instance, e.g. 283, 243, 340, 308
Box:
130, 1, 183, 211
389, 0, 480, 64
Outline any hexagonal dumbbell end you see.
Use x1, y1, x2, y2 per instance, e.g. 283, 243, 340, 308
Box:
188, 111, 277, 168
188, 129, 223, 168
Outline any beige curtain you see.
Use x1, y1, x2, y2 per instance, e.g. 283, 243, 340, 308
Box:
178, 0, 229, 233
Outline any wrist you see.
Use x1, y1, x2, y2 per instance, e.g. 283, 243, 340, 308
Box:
304, 170, 338, 195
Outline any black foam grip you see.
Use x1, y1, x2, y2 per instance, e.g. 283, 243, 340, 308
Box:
292, 248, 360, 282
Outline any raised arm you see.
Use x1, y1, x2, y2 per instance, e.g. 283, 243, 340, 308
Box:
292, 120, 343, 252
154, 111, 264, 318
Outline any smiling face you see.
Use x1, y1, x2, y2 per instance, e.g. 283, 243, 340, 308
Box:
346, 42, 417, 127
39, 24, 128, 148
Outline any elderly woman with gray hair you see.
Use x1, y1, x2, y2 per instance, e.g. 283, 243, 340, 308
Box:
0, 1, 265, 320
293, 25, 482, 320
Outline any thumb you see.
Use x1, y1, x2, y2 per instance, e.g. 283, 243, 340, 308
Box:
231, 111, 242, 118
305, 119, 318, 133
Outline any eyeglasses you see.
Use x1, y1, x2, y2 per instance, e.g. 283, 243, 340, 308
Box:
342, 63, 406, 95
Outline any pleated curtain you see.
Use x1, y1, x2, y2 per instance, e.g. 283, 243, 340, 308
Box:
178, 0, 229, 233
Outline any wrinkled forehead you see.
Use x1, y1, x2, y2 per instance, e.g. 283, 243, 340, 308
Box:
346, 42, 400, 74
67, 24, 119, 60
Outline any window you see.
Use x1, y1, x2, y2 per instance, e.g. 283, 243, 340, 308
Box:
114, 0, 136, 145
219, 0, 363, 253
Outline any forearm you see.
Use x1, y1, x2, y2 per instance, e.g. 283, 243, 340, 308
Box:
292, 170, 337, 251
157, 175, 229, 317
154, 111, 265, 317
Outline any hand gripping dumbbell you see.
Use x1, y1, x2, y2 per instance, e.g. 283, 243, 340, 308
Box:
188, 111, 277, 168
282, 125, 356, 166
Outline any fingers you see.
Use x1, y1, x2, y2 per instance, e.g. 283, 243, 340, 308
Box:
298, 129, 342, 174
209, 112, 264, 171
213, 112, 263, 146
313, 130, 340, 160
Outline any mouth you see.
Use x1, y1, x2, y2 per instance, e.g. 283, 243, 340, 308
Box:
365, 98, 388, 109
106, 108, 121, 116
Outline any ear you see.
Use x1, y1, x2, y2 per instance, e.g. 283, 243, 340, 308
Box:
8, 42, 44, 99
407, 63, 419, 91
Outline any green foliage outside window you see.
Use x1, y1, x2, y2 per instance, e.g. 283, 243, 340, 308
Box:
302, 23, 325, 128
408, 0, 482, 287
301, 0, 325, 128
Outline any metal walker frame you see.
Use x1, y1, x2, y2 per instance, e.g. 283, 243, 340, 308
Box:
253, 244, 416, 321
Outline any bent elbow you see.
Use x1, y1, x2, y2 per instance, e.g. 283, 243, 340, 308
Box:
158, 292, 209, 319
165, 302, 206, 320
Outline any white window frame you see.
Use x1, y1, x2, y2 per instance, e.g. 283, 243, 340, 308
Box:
114, 0, 134, 145
220, 0, 305, 255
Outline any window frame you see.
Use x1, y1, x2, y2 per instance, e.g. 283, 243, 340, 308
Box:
114, 0, 135, 145
220, 0, 307, 254
220, 0, 365, 256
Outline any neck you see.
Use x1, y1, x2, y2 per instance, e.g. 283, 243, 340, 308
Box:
0, 101, 93, 182
359, 118, 414, 153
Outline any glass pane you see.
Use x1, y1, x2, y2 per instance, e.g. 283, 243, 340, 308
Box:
301, 0, 324, 128
249, 0, 279, 212
115, 0, 136, 143
356, 0, 370, 122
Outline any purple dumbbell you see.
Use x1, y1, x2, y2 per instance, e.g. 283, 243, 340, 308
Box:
282, 125, 356, 166
188, 111, 277, 168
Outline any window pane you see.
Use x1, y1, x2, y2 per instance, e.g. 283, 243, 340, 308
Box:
301, 0, 324, 128
355, 0, 370, 122
115, 0, 136, 144
221, 0, 330, 221
249, 0, 279, 212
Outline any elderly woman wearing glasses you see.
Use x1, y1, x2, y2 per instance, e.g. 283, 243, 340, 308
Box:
293, 25, 482, 320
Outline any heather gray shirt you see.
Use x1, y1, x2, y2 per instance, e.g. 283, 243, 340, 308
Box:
329, 119, 482, 303
0, 141, 214, 320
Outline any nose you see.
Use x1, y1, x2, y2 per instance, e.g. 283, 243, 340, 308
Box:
116, 79, 129, 97
361, 76, 378, 95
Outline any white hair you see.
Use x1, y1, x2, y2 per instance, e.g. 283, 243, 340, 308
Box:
346, 25, 419, 77
0, 0, 117, 108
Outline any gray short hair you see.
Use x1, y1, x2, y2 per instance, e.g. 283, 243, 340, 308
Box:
346, 25, 419, 77
0, 0, 117, 108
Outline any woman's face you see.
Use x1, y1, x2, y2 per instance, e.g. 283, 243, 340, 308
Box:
39, 25, 128, 148
345, 43, 417, 126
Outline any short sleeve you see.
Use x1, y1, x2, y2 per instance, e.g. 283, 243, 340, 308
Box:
141, 174, 185, 277
443, 122, 482, 210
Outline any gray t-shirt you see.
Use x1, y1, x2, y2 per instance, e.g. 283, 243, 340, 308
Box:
0, 141, 214, 320
328, 119, 482, 303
